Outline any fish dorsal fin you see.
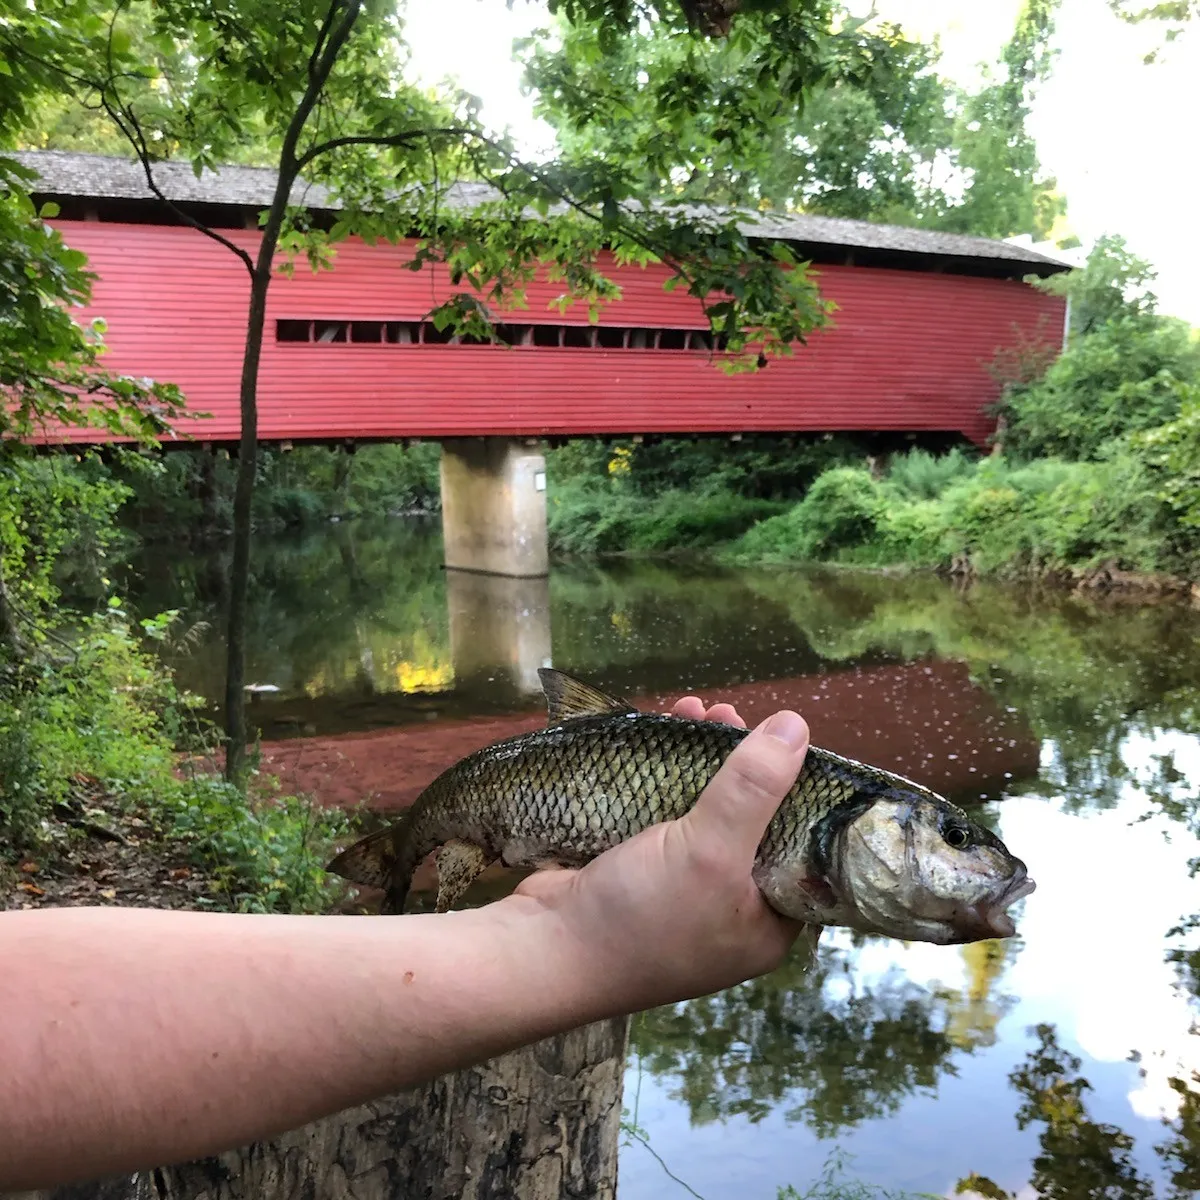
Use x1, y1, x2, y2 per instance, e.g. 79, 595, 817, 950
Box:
538, 668, 636, 726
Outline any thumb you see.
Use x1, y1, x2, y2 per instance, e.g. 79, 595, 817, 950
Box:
685, 710, 809, 863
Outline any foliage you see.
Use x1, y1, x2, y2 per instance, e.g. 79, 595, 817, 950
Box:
1135, 389, 1200, 531
1042, 234, 1159, 339
548, 479, 784, 556
726, 448, 1190, 578
1109, 0, 1197, 62
876, 446, 976, 500
548, 434, 864, 500
936, 0, 1065, 242
1002, 316, 1199, 462
0, 158, 184, 444
726, 467, 886, 563
1000, 236, 1200, 462
112, 443, 443, 539
525, 0, 1065, 239
779, 1151, 938, 1199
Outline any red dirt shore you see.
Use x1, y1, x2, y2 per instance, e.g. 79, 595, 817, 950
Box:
259, 660, 1039, 813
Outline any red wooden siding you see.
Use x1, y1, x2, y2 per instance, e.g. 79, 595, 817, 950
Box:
55, 221, 1065, 445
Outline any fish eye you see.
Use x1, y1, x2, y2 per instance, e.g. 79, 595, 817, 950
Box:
943, 825, 970, 849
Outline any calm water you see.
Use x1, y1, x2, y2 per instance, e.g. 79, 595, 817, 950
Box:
126, 519, 1200, 1199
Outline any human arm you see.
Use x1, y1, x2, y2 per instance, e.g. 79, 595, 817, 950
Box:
0, 702, 809, 1190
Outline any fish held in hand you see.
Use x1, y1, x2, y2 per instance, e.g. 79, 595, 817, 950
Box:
327, 670, 1034, 945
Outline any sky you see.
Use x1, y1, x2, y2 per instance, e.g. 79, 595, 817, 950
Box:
402, 0, 1200, 326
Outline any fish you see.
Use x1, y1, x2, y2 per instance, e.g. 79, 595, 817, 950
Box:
327, 669, 1035, 945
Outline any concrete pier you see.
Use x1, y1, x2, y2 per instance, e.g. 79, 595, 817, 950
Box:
439, 438, 548, 578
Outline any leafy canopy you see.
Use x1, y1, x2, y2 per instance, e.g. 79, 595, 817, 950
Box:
523, 0, 1066, 239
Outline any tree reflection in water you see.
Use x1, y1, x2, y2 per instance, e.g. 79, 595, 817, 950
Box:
959, 1025, 1198, 1200
630, 937, 1000, 1138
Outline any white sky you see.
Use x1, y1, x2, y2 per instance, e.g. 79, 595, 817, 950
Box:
402, 0, 1200, 326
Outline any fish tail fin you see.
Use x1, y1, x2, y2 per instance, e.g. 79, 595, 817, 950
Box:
324, 816, 412, 892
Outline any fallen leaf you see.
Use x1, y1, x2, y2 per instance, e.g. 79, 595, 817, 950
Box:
17, 860, 39, 875
18, 882, 45, 896
99, 888, 117, 900
168, 867, 191, 880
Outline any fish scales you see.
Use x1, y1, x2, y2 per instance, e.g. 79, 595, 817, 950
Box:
327, 669, 1034, 945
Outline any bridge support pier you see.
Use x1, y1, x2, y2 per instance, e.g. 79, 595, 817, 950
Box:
439, 437, 549, 578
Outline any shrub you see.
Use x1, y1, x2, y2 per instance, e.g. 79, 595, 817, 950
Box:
1001, 315, 1200, 462
885, 447, 976, 500
726, 468, 887, 564
1137, 385, 1200, 532
548, 479, 782, 555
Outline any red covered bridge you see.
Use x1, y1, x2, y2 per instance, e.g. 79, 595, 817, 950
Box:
18, 150, 1067, 447
16, 150, 1069, 577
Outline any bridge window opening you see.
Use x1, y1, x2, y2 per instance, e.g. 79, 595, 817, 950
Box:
314, 321, 348, 343
350, 321, 384, 343
532, 325, 562, 348
385, 321, 420, 344
561, 326, 596, 349
277, 318, 728, 352
421, 323, 457, 344
495, 324, 534, 346
277, 320, 311, 343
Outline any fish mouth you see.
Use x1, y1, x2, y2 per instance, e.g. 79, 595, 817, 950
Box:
957, 864, 1036, 940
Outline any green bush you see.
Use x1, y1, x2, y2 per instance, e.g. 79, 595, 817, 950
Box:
1002, 315, 1200, 462
885, 447, 976, 500
548, 479, 782, 555
1137, 386, 1200, 532
546, 434, 867, 500
726, 468, 886, 563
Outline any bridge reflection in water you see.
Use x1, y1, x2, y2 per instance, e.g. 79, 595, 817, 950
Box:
259, 559, 1038, 814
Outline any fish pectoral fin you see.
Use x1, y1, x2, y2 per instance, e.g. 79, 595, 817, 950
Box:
538, 668, 637, 726
435, 840, 493, 913
327, 822, 405, 890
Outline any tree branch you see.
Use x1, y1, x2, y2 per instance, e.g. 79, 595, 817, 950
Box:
307, 0, 344, 83
294, 126, 483, 173
95, 4, 254, 273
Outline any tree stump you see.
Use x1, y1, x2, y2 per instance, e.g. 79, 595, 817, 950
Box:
20, 1016, 628, 1200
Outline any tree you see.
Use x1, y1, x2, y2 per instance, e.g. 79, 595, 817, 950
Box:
523, 0, 1066, 239
1042, 233, 1158, 340
2, 0, 843, 781
938, 0, 1065, 242
0, 146, 182, 663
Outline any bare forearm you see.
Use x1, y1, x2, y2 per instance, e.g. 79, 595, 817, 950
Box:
0, 903, 604, 1190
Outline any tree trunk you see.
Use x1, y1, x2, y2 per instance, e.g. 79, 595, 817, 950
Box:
23, 1018, 628, 1200
196, 446, 222, 541
0, 555, 28, 664
222, 264, 272, 784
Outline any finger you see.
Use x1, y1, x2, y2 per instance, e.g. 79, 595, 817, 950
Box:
514, 865, 579, 901
685, 710, 809, 863
671, 696, 707, 720
703, 702, 746, 729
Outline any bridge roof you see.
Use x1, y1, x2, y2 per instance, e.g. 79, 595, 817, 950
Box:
9, 148, 1070, 277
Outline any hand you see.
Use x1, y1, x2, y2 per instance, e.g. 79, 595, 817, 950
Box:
508, 695, 813, 1014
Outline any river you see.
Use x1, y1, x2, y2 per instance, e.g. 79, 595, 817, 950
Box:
126, 518, 1200, 1199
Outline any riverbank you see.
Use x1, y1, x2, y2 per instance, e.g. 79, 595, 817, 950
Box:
544, 444, 1200, 595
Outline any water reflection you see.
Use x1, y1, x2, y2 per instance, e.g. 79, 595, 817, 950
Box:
121, 521, 1200, 1197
